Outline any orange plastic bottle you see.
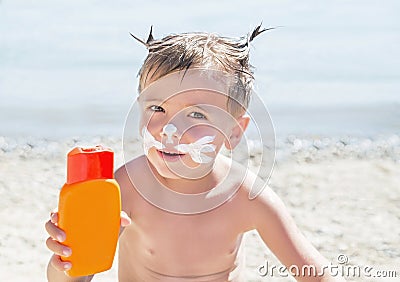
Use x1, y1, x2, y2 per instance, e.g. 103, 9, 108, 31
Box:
58, 146, 121, 277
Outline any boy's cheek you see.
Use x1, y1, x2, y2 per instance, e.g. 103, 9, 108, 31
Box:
139, 115, 161, 132
188, 127, 227, 146
186, 124, 213, 137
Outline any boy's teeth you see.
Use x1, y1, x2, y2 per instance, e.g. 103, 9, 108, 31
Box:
163, 151, 180, 155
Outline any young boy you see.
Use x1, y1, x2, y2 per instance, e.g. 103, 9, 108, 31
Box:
45, 25, 343, 281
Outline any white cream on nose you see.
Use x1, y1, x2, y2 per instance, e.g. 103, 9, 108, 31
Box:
161, 123, 177, 144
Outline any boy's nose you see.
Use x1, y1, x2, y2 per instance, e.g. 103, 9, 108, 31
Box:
160, 123, 179, 144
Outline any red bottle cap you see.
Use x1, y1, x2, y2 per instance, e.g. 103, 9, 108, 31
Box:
66, 145, 114, 184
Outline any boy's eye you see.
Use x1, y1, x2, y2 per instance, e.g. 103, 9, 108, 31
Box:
188, 111, 206, 119
149, 105, 165, 113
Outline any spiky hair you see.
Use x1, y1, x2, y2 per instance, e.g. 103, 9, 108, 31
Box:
131, 24, 273, 116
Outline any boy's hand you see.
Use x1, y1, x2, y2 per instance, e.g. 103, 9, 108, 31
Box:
45, 210, 131, 272
45, 211, 72, 271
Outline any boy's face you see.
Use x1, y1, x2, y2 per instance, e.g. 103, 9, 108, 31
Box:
137, 70, 249, 180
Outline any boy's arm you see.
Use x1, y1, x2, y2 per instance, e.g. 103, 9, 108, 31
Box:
47, 260, 93, 282
248, 183, 345, 282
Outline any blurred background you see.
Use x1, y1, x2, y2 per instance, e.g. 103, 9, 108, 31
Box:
0, 0, 399, 139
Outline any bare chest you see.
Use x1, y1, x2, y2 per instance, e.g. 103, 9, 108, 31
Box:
120, 194, 250, 275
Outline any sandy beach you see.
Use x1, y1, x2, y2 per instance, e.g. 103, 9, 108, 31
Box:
0, 135, 399, 281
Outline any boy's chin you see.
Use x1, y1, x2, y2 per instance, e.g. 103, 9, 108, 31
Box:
149, 157, 215, 181
157, 169, 183, 180
144, 149, 214, 179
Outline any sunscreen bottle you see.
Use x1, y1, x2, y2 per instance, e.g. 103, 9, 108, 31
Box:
58, 146, 121, 277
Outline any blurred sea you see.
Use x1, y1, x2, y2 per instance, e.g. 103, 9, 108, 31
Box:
0, 0, 399, 139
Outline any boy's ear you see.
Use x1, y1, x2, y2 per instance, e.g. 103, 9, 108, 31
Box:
224, 115, 250, 150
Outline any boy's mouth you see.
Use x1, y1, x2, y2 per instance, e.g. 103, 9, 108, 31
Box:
156, 149, 185, 161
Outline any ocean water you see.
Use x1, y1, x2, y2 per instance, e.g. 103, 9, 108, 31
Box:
1, 0, 399, 139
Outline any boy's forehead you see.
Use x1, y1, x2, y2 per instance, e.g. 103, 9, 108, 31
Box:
138, 69, 232, 106
142, 89, 228, 109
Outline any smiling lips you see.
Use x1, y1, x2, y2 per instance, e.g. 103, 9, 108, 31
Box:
156, 149, 185, 162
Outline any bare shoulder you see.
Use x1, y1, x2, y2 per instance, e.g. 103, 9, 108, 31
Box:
115, 155, 148, 180
215, 155, 276, 209
230, 162, 285, 227
243, 169, 280, 206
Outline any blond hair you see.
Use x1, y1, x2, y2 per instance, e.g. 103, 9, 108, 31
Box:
131, 24, 272, 116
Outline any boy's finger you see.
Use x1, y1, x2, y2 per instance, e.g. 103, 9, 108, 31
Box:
46, 237, 72, 257
120, 211, 132, 227
50, 254, 72, 272
50, 212, 59, 224
45, 219, 66, 242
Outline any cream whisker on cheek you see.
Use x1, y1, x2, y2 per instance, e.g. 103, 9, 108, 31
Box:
174, 137, 216, 164
142, 127, 165, 155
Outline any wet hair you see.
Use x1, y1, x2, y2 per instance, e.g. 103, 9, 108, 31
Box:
131, 24, 273, 116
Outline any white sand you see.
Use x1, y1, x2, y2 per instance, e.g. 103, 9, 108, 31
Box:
0, 135, 399, 281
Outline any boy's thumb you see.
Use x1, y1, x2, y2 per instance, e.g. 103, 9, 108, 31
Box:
120, 211, 132, 227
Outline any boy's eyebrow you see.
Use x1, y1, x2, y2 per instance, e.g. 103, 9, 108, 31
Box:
141, 98, 165, 103
141, 97, 224, 114
187, 104, 210, 112
188, 104, 229, 116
